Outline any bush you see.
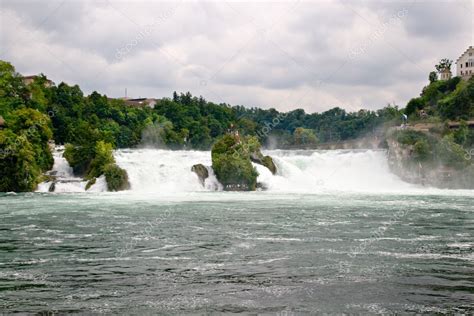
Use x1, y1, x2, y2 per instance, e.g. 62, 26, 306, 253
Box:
64, 143, 94, 176
453, 121, 468, 145
436, 135, 469, 170
293, 127, 318, 145
87, 141, 114, 179
64, 141, 130, 191
439, 78, 473, 119
0, 108, 54, 191
395, 130, 429, 146
0, 130, 42, 191
211, 134, 259, 190
64, 141, 114, 179
413, 139, 431, 162
104, 163, 130, 191
405, 98, 425, 116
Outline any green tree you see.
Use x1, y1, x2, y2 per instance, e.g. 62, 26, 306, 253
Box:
453, 121, 468, 145
293, 127, 318, 145
405, 98, 425, 116
0, 129, 42, 192
435, 58, 453, 72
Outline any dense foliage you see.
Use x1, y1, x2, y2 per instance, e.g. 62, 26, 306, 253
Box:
65, 141, 130, 191
211, 134, 259, 190
1, 60, 405, 156
405, 76, 474, 120
393, 125, 471, 170
232, 105, 402, 146
104, 163, 131, 191
0, 62, 54, 192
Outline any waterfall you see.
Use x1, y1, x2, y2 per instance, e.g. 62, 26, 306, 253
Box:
255, 149, 414, 193
38, 147, 415, 194
114, 149, 217, 193
114, 148, 414, 194
36, 147, 107, 193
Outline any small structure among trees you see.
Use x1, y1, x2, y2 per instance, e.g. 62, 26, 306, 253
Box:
435, 58, 453, 80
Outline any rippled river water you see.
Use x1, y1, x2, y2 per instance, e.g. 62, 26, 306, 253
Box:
1, 192, 473, 314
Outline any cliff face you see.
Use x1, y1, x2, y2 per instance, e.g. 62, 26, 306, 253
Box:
386, 134, 474, 189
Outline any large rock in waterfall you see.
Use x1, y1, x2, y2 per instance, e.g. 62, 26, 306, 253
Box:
191, 164, 209, 186
250, 150, 277, 175
211, 133, 276, 191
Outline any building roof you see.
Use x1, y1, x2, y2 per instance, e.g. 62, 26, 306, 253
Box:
22, 75, 53, 83
0, 116, 5, 127
124, 100, 146, 107
456, 46, 473, 63
108, 97, 159, 107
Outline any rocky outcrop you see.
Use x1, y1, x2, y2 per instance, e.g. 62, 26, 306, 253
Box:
104, 164, 131, 191
85, 178, 96, 191
386, 132, 474, 189
48, 182, 56, 192
250, 152, 277, 175
211, 134, 259, 191
191, 164, 209, 186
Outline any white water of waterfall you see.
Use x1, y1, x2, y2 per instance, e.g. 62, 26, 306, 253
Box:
37, 147, 426, 194
114, 149, 220, 193
255, 149, 415, 193
113, 148, 417, 194
36, 147, 107, 193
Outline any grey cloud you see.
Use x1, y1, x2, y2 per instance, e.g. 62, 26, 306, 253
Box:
0, 0, 470, 113
400, 1, 471, 39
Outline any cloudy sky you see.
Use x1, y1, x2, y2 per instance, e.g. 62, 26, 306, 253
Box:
0, 0, 472, 113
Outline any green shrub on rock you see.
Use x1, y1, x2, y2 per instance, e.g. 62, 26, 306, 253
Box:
64, 143, 95, 177
261, 155, 277, 174
65, 141, 114, 179
211, 134, 259, 191
191, 164, 209, 186
436, 135, 469, 170
104, 164, 130, 191
87, 141, 114, 179
413, 139, 431, 162
395, 130, 429, 146
244, 136, 277, 175
64, 140, 130, 191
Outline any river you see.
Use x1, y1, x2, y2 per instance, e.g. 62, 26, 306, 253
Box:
1, 149, 473, 314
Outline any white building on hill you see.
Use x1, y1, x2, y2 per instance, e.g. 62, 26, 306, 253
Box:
456, 45, 474, 80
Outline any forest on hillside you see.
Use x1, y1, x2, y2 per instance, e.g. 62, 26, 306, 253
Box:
1, 59, 473, 191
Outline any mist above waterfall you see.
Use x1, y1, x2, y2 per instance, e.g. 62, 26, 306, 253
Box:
139, 121, 171, 149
